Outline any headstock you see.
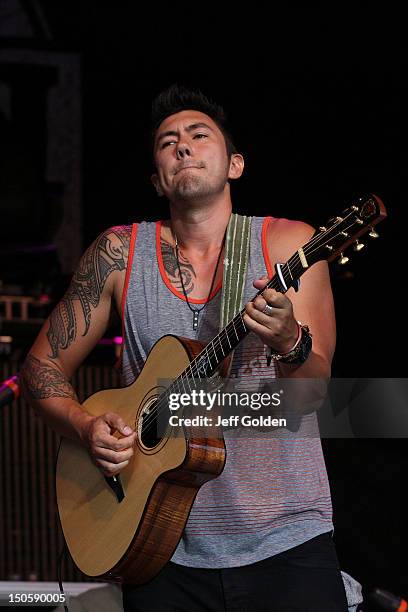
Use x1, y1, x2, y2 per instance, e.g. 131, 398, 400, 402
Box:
304, 194, 387, 267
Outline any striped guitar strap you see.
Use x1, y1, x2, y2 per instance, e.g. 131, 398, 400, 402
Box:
219, 213, 252, 376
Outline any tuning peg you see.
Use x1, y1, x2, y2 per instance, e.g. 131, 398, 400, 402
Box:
353, 240, 365, 252
369, 227, 379, 238
325, 245, 334, 252
340, 231, 349, 238
338, 252, 350, 265
319, 226, 327, 232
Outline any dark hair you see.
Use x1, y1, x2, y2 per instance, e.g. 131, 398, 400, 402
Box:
150, 84, 237, 159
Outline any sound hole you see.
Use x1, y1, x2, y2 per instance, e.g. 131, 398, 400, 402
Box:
139, 399, 162, 449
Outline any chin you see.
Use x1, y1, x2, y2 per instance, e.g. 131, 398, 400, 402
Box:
175, 177, 209, 199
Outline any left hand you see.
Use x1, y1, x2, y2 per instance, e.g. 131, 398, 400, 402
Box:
243, 276, 299, 354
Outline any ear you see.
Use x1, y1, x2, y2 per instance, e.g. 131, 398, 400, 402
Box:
151, 173, 164, 197
228, 153, 244, 180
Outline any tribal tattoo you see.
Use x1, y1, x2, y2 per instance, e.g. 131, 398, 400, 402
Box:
161, 238, 196, 295
20, 354, 78, 400
47, 226, 131, 359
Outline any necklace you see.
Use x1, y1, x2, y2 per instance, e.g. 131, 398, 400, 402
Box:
174, 231, 225, 331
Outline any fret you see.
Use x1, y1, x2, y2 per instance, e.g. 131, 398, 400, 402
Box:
204, 340, 217, 372
212, 342, 222, 372
211, 335, 222, 362
196, 353, 210, 377
217, 336, 226, 358
224, 324, 236, 351
218, 330, 233, 359
204, 344, 212, 362
206, 343, 219, 372
236, 313, 247, 335
213, 337, 226, 365
282, 262, 293, 290
267, 274, 280, 291
169, 376, 184, 398
231, 319, 240, 342
181, 371, 193, 393
286, 254, 303, 285
186, 361, 197, 382
285, 258, 296, 288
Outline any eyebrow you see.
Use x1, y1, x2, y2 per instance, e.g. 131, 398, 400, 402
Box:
156, 122, 214, 145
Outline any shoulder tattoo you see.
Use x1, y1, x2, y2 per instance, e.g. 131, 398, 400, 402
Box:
47, 225, 132, 359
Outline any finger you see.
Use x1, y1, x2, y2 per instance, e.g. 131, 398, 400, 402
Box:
96, 458, 130, 477
103, 412, 135, 437
246, 303, 297, 341
252, 295, 268, 313
260, 288, 290, 309
246, 302, 279, 328
253, 276, 270, 289
246, 293, 288, 317
246, 300, 286, 324
244, 309, 299, 353
90, 416, 136, 451
93, 445, 134, 464
93, 430, 137, 452
242, 313, 274, 345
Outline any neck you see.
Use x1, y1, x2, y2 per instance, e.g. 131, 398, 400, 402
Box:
169, 200, 232, 254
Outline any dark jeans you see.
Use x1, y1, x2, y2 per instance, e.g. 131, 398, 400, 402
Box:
122, 532, 348, 611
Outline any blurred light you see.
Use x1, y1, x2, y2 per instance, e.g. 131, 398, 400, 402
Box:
97, 336, 123, 346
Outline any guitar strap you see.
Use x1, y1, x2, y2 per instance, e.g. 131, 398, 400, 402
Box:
219, 213, 252, 376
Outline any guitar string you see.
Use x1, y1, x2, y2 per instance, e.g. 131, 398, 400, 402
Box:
139, 211, 370, 434
139, 211, 368, 434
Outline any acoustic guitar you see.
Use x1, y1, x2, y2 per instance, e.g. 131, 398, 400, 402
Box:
56, 194, 386, 584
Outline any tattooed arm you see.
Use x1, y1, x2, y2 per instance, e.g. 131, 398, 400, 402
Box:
20, 226, 137, 476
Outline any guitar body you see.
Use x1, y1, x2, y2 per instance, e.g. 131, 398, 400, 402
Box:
56, 335, 226, 584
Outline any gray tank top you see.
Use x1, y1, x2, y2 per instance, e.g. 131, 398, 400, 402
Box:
120, 217, 333, 568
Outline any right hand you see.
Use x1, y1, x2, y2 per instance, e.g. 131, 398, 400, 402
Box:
81, 412, 137, 477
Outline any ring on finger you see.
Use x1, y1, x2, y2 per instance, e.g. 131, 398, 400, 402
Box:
262, 304, 274, 316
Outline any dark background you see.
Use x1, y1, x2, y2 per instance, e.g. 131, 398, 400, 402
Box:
1, 1, 407, 607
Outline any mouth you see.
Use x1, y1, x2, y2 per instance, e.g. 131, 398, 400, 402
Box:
174, 164, 203, 175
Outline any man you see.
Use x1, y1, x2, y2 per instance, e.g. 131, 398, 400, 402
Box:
21, 84, 347, 610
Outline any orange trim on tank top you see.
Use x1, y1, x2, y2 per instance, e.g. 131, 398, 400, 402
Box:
261, 216, 274, 278
116, 223, 138, 368
156, 220, 222, 305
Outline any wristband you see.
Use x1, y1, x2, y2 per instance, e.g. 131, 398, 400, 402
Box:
266, 322, 312, 365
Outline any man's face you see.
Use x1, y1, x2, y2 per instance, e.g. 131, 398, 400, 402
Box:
152, 110, 234, 202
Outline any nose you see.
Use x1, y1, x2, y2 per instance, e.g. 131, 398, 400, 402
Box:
176, 141, 192, 159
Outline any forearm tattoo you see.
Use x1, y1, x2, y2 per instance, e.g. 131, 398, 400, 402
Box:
47, 226, 131, 358
20, 354, 78, 400
161, 238, 196, 295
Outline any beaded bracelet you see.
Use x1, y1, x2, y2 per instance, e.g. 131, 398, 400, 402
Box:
266, 321, 312, 365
